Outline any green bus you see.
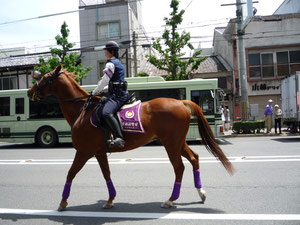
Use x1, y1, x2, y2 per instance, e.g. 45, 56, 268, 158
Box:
0, 76, 224, 147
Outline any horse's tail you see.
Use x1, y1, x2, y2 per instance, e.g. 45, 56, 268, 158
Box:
182, 100, 234, 175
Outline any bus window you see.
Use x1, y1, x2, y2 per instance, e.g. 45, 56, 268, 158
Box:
191, 90, 214, 115
29, 96, 63, 119
0, 97, 10, 116
129, 88, 186, 102
16, 98, 25, 114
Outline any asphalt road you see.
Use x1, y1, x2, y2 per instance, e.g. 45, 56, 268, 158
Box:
0, 135, 300, 225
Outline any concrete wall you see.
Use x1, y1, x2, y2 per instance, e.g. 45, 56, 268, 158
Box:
213, 30, 234, 68
244, 15, 300, 48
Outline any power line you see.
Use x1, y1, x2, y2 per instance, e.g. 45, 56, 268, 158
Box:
0, 10, 82, 26
184, 0, 194, 11
0, 0, 143, 26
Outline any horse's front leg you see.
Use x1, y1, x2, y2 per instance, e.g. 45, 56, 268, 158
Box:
58, 152, 90, 211
95, 154, 116, 209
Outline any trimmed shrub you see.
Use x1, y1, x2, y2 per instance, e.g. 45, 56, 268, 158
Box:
232, 120, 265, 134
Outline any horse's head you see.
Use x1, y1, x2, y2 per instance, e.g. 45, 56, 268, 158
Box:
27, 65, 63, 101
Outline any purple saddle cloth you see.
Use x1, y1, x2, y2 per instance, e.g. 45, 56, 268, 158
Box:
118, 100, 144, 133
90, 100, 144, 133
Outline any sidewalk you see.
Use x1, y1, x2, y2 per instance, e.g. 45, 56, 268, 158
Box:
222, 128, 295, 138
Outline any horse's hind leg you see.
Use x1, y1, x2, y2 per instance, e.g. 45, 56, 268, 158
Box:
95, 154, 116, 209
161, 141, 185, 208
58, 152, 91, 211
181, 142, 206, 203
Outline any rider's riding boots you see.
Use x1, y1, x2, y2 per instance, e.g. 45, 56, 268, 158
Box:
104, 114, 125, 148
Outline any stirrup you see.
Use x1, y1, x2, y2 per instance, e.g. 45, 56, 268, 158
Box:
107, 138, 125, 148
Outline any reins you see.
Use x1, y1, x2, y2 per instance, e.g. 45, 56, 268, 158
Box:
58, 94, 91, 102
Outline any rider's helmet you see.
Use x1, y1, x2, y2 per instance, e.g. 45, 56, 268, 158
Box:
104, 41, 120, 58
104, 41, 120, 51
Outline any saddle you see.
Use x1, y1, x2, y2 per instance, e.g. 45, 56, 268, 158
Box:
90, 92, 144, 135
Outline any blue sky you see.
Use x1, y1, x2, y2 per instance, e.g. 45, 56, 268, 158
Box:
0, 0, 284, 53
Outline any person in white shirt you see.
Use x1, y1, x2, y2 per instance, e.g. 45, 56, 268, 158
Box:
92, 41, 129, 148
274, 104, 282, 134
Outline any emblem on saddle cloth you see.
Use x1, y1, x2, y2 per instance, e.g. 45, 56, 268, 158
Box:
117, 100, 144, 133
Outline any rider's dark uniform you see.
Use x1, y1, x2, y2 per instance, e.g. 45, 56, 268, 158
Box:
92, 41, 128, 148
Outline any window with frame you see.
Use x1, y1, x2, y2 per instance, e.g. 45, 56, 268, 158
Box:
248, 53, 274, 78
15, 98, 24, 114
99, 62, 106, 79
290, 50, 300, 74
0, 97, 10, 116
191, 90, 214, 115
249, 53, 261, 78
0, 76, 17, 90
277, 51, 289, 76
261, 53, 274, 78
276, 50, 300, 76
97, 22, 120, 39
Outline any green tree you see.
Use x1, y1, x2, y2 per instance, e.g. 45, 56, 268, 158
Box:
35, 21, 91, 82
147, 0, 207, 80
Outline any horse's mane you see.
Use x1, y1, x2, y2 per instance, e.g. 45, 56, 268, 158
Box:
63, 69, 89, 96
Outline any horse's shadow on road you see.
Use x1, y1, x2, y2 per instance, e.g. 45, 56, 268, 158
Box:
0, 200, 225, 225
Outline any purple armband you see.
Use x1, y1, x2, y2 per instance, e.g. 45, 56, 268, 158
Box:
103, 68, 113, 79
62, 182, 72, 200
171, 182, 181, 200
106, 180, 116, 199
193, 169, 202, 188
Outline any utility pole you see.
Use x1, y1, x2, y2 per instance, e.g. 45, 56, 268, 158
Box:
132, 31, 138, 77
236, 0, 250, 120
221, 0, 257, 120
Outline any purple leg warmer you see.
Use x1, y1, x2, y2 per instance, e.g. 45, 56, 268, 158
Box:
106, 180, 116, 199
62, 182, 72, 200
193, 169, 202, 188
171, 182, 181, 200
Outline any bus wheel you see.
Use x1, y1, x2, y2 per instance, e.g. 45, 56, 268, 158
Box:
36, 127, 58, 148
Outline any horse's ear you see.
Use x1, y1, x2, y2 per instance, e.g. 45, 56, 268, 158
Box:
54, 65, 62, 74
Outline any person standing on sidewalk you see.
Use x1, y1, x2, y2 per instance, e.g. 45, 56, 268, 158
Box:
274, 104, 282, 134
224, 106, 231, 131
264, 99, 273, 133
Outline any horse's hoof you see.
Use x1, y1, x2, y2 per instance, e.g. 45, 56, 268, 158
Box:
103, 202, 114, 209
57, 200, 68, 211
161, 200, 173, 208
57, 205, 67, 211
197, 188, 206, 203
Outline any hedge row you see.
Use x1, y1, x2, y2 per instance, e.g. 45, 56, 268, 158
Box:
232, 120, 265, 134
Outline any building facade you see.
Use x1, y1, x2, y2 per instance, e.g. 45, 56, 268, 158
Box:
213, 13, 300, 120
0, 48, 40, 90
79, 0, 148, 85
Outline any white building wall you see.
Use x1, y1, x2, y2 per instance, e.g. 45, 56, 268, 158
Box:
244, 16, 300, 48
213, 30, 234, 67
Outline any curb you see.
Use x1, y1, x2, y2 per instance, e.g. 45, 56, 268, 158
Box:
221, 132, 298, 138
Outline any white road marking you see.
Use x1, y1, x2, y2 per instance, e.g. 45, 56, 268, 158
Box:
1, 155, 300, 165
0, 208, 299, 221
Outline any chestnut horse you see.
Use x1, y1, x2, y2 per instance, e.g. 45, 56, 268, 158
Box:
27, 65, 234, 210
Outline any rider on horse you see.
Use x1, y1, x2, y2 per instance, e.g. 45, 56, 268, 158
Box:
92, 41, 129, 148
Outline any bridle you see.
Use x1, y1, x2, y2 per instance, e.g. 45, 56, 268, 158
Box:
32, 70, 91, 102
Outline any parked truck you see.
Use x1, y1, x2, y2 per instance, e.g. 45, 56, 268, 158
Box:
281, 71, 300, 133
